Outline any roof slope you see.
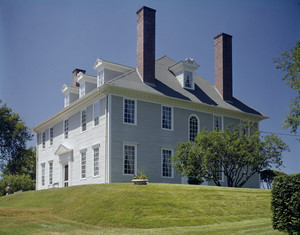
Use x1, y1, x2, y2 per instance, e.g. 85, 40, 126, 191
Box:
108, 55, 265, 117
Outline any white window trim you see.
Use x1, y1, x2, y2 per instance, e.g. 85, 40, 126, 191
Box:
188, 114, 200, 141
213, 115, 224, 131
123, 98, 137, 125
93, 101, 100, 128
161, 105, 174, 131
80, 148, 87, 180
161, 147, 174, 178
81, 108, 87, 133
123, 142, 137, 176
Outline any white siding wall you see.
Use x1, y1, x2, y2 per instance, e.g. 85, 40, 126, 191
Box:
36, 97, 107, 190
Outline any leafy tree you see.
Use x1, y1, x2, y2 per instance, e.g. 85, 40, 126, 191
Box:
0, 174, 35, 196
273, 40, 300, 135
172, 122, 289, 187
2, 147, 36, 180
260, 169, 287, 189
0, 100, 33, 168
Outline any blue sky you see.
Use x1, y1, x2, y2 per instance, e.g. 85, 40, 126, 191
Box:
1, 0, 299, 174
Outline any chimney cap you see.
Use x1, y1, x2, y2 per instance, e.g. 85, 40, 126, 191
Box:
214, 33, 232, 40
136, 6, 156, 14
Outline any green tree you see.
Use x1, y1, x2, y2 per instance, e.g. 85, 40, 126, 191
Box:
273, 40, 300, 135
172, 122, 289, 188
260, 169, 287, 189
2, 147, 36, 180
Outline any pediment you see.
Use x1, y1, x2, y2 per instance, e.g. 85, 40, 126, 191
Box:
55, 144, 73, 156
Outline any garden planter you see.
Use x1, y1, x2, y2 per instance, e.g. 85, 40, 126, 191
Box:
132, 179, 149, 185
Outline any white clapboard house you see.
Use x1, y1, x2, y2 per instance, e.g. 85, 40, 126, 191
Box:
33, 6, 266, 190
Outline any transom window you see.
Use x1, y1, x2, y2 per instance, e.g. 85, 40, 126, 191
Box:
64, 119, 69, 139
81, 109, 87, 132
124, 99, 136, 124
94, 147, 100, 176
50, 127, 53, 146
49, 162, 53, 185
162, 106, 173, 130
189, 115, 199, 141
124, 144, 136, 175
184, 71, 193, 89
162, 149, 173, 178
214, 115, 223, 131
81, 151, 86, 179
94, 101, 100, 126
41, 163, 45, 186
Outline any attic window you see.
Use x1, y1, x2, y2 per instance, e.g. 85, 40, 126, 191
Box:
184, 71, 193, 89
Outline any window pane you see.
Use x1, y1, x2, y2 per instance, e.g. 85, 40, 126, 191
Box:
94, 102, 100, 126
124, 99, 135, 124
81, 152, 86, 178
41, 164, 45, 186
214, 116, 222, 131
50, 127, 53, 146
82, 110, 87, 132
124, 145, 135, 174
94, 148, 99, 176
162, 106, 172, 129
64, 120, 69, 139
162, 149, 172, 177
42, 132, 46, 149
49, 162, 53, 185
189, 116, 198, 141
184, 71, 193, 88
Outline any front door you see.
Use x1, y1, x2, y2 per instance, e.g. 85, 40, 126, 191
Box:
64, 164, 69, 187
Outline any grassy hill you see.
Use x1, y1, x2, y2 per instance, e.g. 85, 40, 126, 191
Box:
0, 183, 282, 234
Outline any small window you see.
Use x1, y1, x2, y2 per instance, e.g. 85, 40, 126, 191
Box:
162, 106, 173, 130
42, 132, 46, 149
80, 82, 85, 98
162, 149, 173, 178
184, 71, 193, 89
94, 147, 100, 176
81, 151, 86, 179
189, 115, 199, 141
64, 119, 69, 139
94, 101, 100, 126
123, 144, 136, 175
49, 162, 53, 185
98, 70, 104, 87
124, 99, 136, 124
50, 127, 54, 146
64, 93, 70, 107
41, 163, 45, 186
214, 115, 223, 131
81, 109, 87, 132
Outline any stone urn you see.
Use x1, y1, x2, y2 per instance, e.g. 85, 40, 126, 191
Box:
132, 179, 149, 185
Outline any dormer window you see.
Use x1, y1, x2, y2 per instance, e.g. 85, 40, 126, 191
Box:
80, 82, 85, 98
184, 71, 193, 89
169, 58, 199, 90
61, 85, 79, 108
64, 93, 70, 107
98, 70, 104, 87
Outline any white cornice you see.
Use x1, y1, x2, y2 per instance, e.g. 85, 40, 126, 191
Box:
93, 58, 134, 73
169, 58, 200, 73
61, 84, 79, 94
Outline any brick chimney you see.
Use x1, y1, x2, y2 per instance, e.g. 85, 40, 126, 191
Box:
136, 6, 156, 85
214, 33, 233, 101
72, 68, 86, 87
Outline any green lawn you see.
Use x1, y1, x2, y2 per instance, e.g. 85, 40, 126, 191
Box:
0, 183, 284, 234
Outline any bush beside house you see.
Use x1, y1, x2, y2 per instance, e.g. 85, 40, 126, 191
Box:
271, 173, 300, 233
0, 174, 35, 196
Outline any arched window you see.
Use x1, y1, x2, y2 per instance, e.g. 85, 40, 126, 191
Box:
189, 115, 199, 141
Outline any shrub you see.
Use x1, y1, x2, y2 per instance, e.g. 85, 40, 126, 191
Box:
271, 173, 300, 233
0, 174, 35, 196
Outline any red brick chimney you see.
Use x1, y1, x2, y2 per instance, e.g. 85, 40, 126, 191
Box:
72, 68, 86, 87
214, 33, 233, 101
137, 6, 156, 85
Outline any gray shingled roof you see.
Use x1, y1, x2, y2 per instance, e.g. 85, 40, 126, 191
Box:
107, 55, 265, 117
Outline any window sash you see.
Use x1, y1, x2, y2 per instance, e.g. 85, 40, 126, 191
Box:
184, 71, 193, 88
214, 116, 223, 131
41, 164, 45, 186
49, 162, 53, 185
124, 145, 135, 175
50, 127, 53, 146
189, 116, 199, 141
124, 99, 135, 124
94, 102, 100, 126
81, 152, 86, 179
162, 106, 172, 130
64, 119, 69, 139
94, 148, 100, 176
42, 132, 46, 149
162, 149, 173, 177
81, 109, 87, 132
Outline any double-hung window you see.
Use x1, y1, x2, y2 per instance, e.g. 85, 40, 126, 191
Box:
41, 163, 45, 186
123, 144, 136, 175
81, 150, 87, 179
162, 106, 173, 130
162, 149, 173, 178
49, 161, 53, 185
81, 109, 87, 132
42, 132, 46, 149
93, 101, 100, 126
124, 99, 136, 124
93, 147, 100, 176
189, 115, 199, 141
64, 119, 69, 139
214, 115, 223, 131
50, 127, 53, 146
